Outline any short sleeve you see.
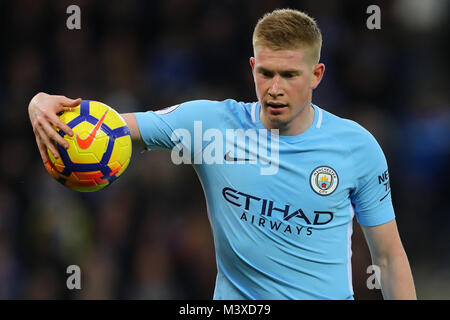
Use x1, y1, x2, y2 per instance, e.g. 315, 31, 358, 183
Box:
134, 99, 220, 151
350, 129, 396, 227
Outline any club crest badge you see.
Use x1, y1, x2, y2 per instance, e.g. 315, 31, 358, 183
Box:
310, 166, 339, 196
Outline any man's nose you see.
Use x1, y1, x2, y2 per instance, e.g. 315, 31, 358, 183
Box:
268, 75, 283, 97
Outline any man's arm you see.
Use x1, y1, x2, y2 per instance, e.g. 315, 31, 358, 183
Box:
361, 219, 417, 299
121, 113, 145, 148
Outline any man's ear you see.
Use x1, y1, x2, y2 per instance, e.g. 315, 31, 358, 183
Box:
250, 57, 256, 71
311, 63, 325, 89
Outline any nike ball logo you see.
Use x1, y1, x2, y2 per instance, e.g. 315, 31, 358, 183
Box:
76, 109, 109, 149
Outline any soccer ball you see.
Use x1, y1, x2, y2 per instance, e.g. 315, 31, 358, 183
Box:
45, 100, 132, 192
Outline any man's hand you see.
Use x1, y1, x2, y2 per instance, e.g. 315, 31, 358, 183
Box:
28, 92, 82, 163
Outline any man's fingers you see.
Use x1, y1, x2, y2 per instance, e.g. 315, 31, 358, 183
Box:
49, 113, 74, 137
36, 135, 50, 164
37, 126, 60, 159
29, 93, 79, 162
40, 118, 70, 149
60, 96, 82, 108
62, 107, 74, 112
37, 122, 67, 157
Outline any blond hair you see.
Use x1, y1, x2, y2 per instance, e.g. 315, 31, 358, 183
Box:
252, 9, 322, 64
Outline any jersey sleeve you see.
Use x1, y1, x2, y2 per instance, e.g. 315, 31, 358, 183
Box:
349, 128, 396, 227
133, 100, 222, 160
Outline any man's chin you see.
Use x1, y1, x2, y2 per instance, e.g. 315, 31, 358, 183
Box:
260, 105, 290, 129
265, 114, 288, 129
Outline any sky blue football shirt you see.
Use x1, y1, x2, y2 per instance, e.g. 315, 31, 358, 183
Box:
134, 99, 395, 300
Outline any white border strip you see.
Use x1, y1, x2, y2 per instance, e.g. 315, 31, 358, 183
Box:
347, 204, 355, 296
251, 102, 257, 123
316, 108, 323, 128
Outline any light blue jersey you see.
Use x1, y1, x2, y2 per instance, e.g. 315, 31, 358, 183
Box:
134, 99, 395, 300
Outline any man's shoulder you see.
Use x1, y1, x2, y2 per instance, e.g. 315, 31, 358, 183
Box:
179, 99, 254, 115
317, 106, 383, 153
180, 98, 252, 108
193, 99, 257, 125
320, 107, 376, 139
320, 107, 366, 133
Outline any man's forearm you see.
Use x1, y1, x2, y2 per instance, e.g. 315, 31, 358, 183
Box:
121, 113, 145, 147
378, 252, 417, 299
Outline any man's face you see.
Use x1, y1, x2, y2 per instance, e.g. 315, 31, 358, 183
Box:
250, 46, 324, 133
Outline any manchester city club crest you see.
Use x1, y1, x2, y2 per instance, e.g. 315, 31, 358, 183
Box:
310, 166, 339, 196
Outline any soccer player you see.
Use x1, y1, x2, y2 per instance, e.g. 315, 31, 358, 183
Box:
28, 9, 416, 299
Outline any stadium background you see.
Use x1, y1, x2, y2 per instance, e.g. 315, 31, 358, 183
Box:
0, 0, 449, 299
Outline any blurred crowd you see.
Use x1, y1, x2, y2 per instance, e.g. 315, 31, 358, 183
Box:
0, 0, 449, 299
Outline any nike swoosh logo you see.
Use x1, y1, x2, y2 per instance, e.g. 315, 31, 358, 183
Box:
76, 109, 109, 149
224, 151, 254, 162
379, 190, 391, 202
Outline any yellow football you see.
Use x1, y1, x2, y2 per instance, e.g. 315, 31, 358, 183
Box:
45, 100, 132, 192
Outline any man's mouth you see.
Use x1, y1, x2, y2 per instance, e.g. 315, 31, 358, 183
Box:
265, 101, 288, 113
